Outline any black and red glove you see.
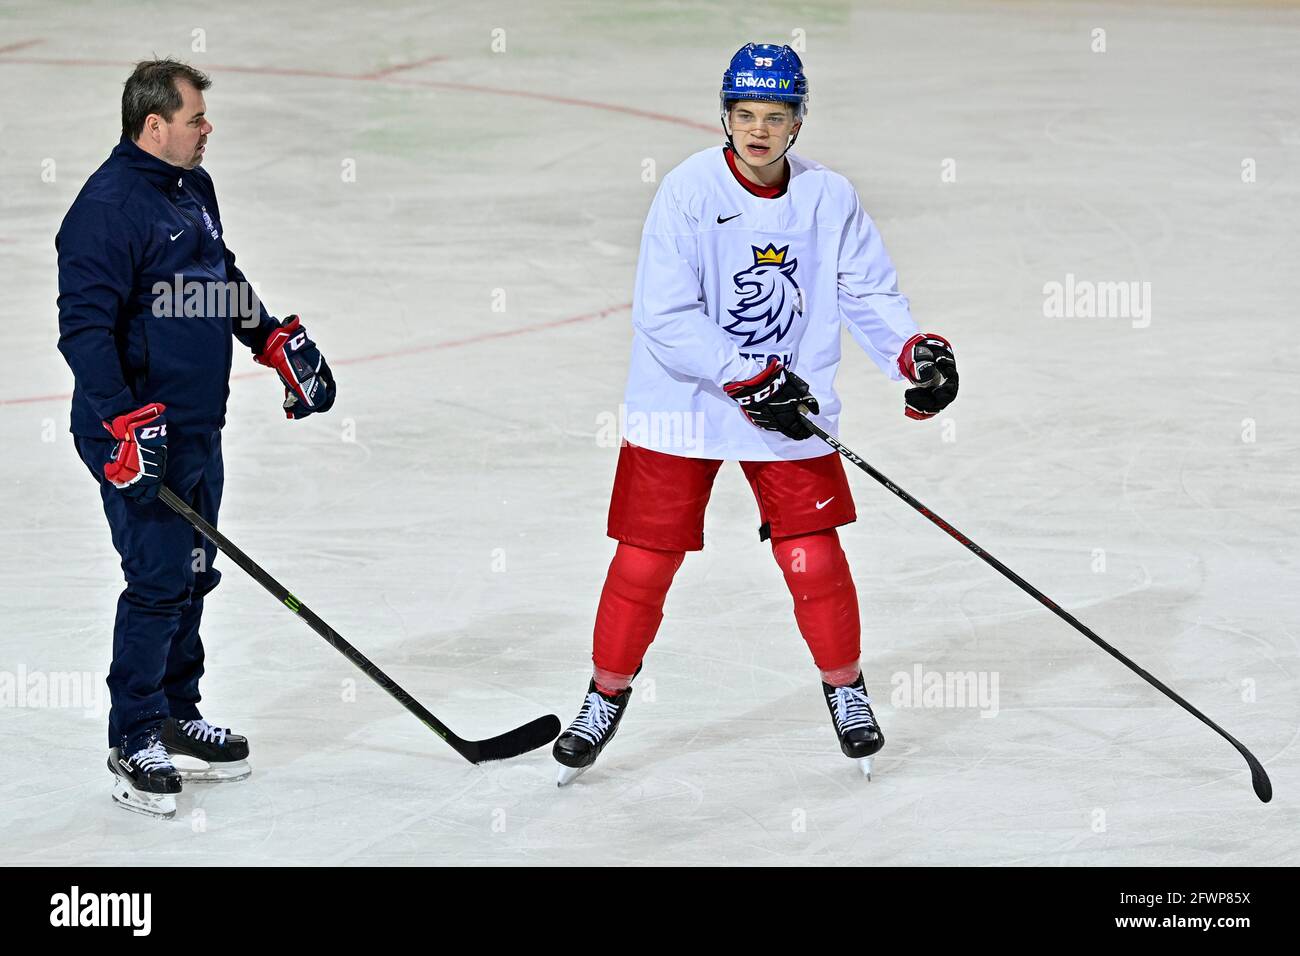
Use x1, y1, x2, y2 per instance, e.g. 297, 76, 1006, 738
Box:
254, 315, 336, 419
723, 358, 819, 441
102, 403, 168, 503
898, 332, 958, 420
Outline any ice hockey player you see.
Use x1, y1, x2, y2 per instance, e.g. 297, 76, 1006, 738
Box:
56, 59, 337, 817
554, 43, 959, 785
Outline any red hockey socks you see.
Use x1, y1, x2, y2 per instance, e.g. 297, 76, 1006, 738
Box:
770, 529, 862, 681
591, 535, 859, 690
592, 542, 685, 691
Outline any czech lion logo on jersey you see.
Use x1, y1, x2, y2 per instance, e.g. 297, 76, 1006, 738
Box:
723, 243, 802, 348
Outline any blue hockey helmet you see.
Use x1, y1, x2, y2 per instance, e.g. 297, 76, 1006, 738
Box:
720, 43, 809, 118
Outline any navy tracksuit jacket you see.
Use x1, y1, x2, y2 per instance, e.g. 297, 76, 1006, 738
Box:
57, 136, 281, 754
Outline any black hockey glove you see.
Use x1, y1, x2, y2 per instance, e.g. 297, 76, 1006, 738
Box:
254, 315, 337, 420
724, 358, 819, 441
898, 332, 958, 420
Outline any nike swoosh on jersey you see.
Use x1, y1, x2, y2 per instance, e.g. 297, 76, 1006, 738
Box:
815, 497, 835, 510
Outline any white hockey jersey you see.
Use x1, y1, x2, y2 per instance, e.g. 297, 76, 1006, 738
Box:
622, 145, 918, 461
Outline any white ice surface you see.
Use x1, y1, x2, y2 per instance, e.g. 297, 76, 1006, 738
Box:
1, 0, 1297, 865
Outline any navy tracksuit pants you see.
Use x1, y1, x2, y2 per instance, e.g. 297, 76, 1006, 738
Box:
76, 430, 224, 754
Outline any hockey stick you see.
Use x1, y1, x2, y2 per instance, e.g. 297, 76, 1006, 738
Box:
158, 486, 560, 763
798, 409, 1273, 803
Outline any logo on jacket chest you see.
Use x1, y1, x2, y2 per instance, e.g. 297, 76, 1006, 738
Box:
723, 243, 803, 348
199, 205, 220, 241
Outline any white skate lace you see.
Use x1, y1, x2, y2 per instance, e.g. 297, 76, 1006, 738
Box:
830, 685, 877, 733
566, 692, 620, 746
129, 740, 175, 773
180, 719, 227, 745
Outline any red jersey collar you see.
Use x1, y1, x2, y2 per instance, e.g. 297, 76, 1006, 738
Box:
724, 145, 789, 199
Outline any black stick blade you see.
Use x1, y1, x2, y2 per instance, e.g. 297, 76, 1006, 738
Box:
1247, 756, 1273, 803
467, 714, 562, 763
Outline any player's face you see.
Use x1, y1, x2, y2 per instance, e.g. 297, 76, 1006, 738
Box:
728, 101, 800, 165
153, 82, 212, 170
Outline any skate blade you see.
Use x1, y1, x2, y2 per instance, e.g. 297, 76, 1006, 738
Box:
855, 756, 873, 780
172, 754, 251, 782
556, 763, 590, 787
111, 778, 177, 819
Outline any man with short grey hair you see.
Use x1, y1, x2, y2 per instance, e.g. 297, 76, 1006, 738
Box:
56, 58, 337, 818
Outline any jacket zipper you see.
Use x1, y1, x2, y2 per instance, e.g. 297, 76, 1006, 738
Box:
154, 182, 224, 281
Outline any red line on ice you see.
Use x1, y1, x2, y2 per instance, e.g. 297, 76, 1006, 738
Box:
330, 303, 632, 367
358, 55, 451, 80
0, 52, 717, 131
0, 305, 630, 407
0, 39, 44, 55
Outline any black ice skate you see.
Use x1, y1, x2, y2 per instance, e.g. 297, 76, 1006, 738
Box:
108, 738, 182, 819
161, 717, 251, 782
823, 675, 885, 779
554, 678, 635, 787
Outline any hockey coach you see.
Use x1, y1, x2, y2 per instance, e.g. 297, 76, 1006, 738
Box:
55, 58, 336, 816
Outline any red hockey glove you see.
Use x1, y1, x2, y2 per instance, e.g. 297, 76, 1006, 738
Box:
102, 403, 168, 502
